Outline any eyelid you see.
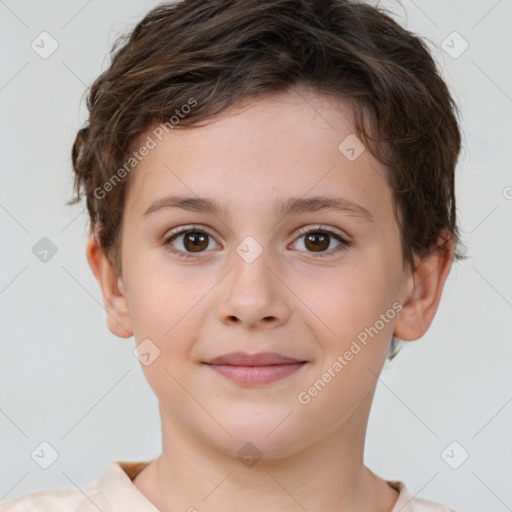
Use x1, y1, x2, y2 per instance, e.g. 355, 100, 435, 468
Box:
290, 224, 351, 258
163, 224, 221, 246
164, 224, 349, 242
163, 223, 351, 259
293, 224, 349, 241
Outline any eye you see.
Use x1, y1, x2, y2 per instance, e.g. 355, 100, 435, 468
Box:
163, 225, 220, 260
290, 225, 351, 258
163, 224, 351, 260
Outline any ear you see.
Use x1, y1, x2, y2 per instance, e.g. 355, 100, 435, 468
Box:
85, 234, 133, 339
393, 233, 454, 341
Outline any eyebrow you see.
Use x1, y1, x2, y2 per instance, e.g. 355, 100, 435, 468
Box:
143, 194, 374, 222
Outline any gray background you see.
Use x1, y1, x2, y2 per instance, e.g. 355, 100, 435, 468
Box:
1, 1, 511, 510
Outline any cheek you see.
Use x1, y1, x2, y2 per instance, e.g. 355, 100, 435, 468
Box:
301, 260, 396, 343
295, 270, 395, 430
124, 249, 202, 335
127, 270, 204, 406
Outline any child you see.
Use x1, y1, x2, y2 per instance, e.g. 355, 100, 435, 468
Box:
1, 0, 464, 510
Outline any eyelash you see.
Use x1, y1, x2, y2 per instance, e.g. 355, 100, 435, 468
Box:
163, 224, 351, 260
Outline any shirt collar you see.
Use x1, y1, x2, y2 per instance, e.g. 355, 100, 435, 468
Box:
98, 460, 419, 512
98, 459, 158, 511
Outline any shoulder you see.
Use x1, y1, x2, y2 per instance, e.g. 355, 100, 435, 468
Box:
388, 480, 456, 512
0, 464, 114, 512
0, 485, 106, 512
0, 460, 154, 512
407, 495, 456, 512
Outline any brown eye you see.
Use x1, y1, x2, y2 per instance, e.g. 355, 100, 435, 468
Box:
304, 232, 330, 252
164, 226, 219, 259
291, 226, 350, 258
182, 231, 209, 252
164, 225, 350, 261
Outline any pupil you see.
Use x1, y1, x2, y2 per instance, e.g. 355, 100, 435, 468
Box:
186, 232, 207, 252
307, 233, 328, 252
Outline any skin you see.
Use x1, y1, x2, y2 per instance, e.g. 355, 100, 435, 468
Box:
86, 85, 453, 512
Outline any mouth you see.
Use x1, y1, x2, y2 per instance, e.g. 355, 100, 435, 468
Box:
202, 351, 308, 386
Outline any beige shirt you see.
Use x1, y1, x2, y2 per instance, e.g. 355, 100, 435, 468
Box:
0, 460, 455, 511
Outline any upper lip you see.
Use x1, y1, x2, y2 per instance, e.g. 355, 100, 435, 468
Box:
204, 351, 306, 366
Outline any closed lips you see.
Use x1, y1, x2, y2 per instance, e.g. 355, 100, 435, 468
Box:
204, 351, 306, 366
203, 351, 308, 386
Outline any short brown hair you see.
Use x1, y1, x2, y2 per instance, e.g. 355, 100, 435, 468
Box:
68, 0, 465, 360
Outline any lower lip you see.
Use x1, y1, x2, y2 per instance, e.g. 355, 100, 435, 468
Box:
205, 362, 306, 386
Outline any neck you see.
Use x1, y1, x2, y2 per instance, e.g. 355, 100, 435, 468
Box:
133, 392, 399, 512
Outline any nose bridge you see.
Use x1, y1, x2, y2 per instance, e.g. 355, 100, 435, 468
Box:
217, 233, 290, 328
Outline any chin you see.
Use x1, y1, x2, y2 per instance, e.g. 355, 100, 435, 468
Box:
204, 418, 308, 462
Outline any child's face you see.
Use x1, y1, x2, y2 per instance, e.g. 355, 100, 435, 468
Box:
109, 87, 412, 455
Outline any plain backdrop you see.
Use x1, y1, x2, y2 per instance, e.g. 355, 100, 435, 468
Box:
1, 1, 511, 510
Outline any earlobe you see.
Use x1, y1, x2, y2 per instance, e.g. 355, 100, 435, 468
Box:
85, 235, 133, 339
393, 235, 454, 342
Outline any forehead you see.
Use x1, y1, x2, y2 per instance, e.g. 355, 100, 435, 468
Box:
123, 88, 392, 224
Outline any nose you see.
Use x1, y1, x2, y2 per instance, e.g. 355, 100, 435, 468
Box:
216, 246, 292, 330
